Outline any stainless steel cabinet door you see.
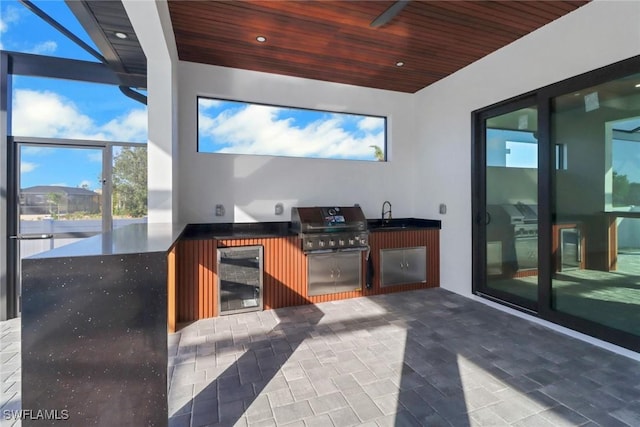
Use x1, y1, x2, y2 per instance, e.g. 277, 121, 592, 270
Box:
487, 241, 503, 276
308, 252, 362, 296
381, 246, 427, 287
402, 247, 427, 284
308, 253, 336, 296
381, 248, 406, 287
333, 251, 362, 294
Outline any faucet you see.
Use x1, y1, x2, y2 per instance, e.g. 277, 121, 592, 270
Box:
381, 201, 392, 224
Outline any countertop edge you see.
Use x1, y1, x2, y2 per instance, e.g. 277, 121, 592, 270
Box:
26, 222, 187, 259
26, 218, 442, 259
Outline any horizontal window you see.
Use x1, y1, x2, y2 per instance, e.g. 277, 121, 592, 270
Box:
197, 97, 386, 161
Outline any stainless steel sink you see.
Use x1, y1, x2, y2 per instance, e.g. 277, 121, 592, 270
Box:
368, 219, 412, 230
367, 218, 441, 231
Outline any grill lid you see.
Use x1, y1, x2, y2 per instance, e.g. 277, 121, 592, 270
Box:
291, 206, 367, 234
291, 206, 369, 252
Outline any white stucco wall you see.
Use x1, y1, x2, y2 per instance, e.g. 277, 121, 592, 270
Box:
176, 62, 417, 224
414, 0, 640, 296
123, 0, 179, 223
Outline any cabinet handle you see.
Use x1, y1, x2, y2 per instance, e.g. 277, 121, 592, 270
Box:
336, 267, 341, 278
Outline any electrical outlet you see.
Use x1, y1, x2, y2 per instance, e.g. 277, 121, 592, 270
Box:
439, 203, 447, 214
215, 204, 225, 216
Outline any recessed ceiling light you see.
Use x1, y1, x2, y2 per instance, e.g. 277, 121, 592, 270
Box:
395, 61, 404, 67
635, 83, 640, 88
256, 36, 267, 43
115, 32, 128, 39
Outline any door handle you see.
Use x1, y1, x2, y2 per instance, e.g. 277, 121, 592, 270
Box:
10, 234, 54, 240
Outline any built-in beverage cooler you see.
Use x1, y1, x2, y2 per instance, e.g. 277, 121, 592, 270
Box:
560, 228, 581, 271
218, 245, 263, 315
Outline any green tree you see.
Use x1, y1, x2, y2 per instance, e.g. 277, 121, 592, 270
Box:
47, 192, 64, 218
613, 171, 630, 206
628, 182, 640, 206
370, 145, 384, 161
112, 146, 147, 217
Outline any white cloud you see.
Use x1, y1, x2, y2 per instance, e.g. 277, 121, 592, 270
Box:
12, 89, 147, 143
0, 5, 21, 49
198, 99, 222, 109
357, 116, 384, 132
13, 89, 101, 139
199, 104, 384, 159
27, 40, 57, 55
22, 146, 49, 156
100, 109, 147, 142
79, 180, 93, 189
21, 162, 37, 173
87, 151, 102, 163
0, 6, 20, 33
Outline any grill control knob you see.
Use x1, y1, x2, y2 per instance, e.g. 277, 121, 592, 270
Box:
348, 239, 355, 245
338, 239, 345, 246
329, 240, 336, 247
306, 241, 314, 248
318, 240, 325, 247
360, 239, 367, 245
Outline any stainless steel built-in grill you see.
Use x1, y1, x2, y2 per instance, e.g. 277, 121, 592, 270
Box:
291, 206, 369, 296
291, 206, 369, 253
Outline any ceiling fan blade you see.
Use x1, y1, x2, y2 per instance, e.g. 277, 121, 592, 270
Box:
370, 0, 410, 28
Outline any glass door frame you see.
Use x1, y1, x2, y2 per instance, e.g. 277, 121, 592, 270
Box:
8, 136, 144, 316
14, 136, 112, 233
9, 137, 109, 317
472, 94, 549, 314
473, 55, 640, 352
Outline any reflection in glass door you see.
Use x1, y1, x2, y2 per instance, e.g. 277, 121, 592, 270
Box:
551, 72, 640, 337
479, 102, 539, 310
14, 143, 105, 311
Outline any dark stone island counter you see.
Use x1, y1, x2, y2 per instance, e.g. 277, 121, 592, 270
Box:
21, 223, 185, 427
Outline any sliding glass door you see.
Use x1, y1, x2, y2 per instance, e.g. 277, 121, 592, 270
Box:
473, 56, 640, 352
551, 71, 640, 338
475, 99, 539, 311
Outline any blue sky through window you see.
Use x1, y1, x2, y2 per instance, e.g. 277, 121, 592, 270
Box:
1, 0, 147, 191
198, 98, 386, 161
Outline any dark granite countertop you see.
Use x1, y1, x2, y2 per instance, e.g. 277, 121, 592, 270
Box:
183, 218, 441, 240
27, 222, 187, 259
181, 222, 296, 240
26, 218, 443, 259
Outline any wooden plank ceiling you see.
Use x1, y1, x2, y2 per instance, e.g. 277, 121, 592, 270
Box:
168, 0, 589, 93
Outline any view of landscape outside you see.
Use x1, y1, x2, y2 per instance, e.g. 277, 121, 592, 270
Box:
2, 0, 148, 256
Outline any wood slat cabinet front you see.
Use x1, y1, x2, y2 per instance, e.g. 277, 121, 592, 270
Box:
174, 229, 440, 323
